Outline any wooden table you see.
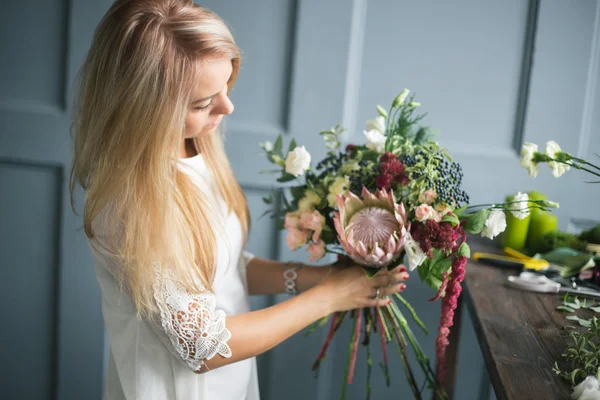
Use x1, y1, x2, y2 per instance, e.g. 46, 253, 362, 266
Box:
446, 239, 587, 400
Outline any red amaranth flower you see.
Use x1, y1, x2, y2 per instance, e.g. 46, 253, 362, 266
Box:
410, 220, 461, 256
436, 255, 467, 385
379, 152, 410, 188
376, 173, 393, 190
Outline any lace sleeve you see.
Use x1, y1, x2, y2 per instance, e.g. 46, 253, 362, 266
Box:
153, 268, 232, 371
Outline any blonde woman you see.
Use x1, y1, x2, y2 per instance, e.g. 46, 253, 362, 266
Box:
69, 1, 409, 399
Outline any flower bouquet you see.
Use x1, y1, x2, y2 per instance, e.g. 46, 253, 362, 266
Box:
259, 89, 558, 399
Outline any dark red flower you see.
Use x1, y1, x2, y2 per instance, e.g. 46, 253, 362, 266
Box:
411, 220, 461, 256
345, 144, 355, 155
379, 152, 410, 187
380, 152, 397, 163
375, 174, 392, 190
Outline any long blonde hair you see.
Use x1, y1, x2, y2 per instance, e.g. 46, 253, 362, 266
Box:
69, 0, 250, 316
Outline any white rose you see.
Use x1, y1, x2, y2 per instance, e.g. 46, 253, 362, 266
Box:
364, 129, 386, 153
509, 192, 530, 220
545, 140, 570, 178
365, 116, 386, 134
285, 146, 311, 177
404, 232, 427, 271
572, 376, 600, 400
520, 142, 539, 178
481, 210, 507, 239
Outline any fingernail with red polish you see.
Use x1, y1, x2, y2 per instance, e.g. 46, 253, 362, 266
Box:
400, 284, 406, 290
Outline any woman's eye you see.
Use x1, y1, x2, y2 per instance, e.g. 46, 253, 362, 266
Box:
194, 101, 213, 111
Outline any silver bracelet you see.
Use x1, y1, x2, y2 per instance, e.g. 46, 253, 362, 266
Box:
283, 262, 303, 295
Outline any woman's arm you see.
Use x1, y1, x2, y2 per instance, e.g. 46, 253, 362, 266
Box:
198, 283, 331, 373
198, 264, 408, 373
245, 256, 330, 295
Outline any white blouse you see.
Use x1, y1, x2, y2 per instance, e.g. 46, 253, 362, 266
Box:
87, 153, 260, 400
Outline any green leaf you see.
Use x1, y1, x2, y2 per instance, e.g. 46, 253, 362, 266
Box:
290, 186, 305, 200
442, 213, 460, 226
288, 138, 297, 153
273, 135, 283, 156
557, 306, 576, 312
277, 173, 297, 183
453, 204, 468, 218
566, 315, 581, 321
262, 195, 273, 205
564, 302, 581, 310
589, 306, 600, 313
463, 209, 491, 234
457, 242, 471, 258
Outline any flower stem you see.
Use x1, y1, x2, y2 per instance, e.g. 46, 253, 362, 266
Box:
375, 306, 391, 386
389, 301, 448, 400
384, 304, 423, 399
366, 313, 373, 400
395, 293, 429, 334
312, 312, 339, 372
347, 308, 363, 384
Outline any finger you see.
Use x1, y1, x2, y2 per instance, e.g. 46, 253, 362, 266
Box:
365, 297, 392, 308
371, 271, 395, 288
392, 264, 407, 273
382, 283, 407, 296
392, 271, 410, 283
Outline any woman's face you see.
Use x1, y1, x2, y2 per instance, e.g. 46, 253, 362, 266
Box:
184, 57, 234, 140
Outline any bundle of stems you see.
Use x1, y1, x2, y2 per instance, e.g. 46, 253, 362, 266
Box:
306, 294, 448, 400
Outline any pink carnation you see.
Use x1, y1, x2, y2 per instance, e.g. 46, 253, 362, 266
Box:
286, 228, 308, 250
299, 209, 326, 242
307, 240, 326, 262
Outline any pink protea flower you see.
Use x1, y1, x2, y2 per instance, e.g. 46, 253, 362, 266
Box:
333, 186, 408, 268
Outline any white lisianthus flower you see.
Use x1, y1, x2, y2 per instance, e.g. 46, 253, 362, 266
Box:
481, 210, 507, 239
261, 141, 273, 152
364, 129, 386, 153
571, 376, 600, 400
545, 140, 571, 178
404, 232, 427, 271
365, 116, 386, 134
285, 146, 311, 177
520, 142, 540, 177
509, 192, 530, 220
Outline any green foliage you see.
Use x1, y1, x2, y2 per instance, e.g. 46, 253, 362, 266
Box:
539, 231, 588, 253
553, 297, 600, 386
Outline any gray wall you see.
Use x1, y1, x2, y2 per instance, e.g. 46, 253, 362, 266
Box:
1, 1, 599, 399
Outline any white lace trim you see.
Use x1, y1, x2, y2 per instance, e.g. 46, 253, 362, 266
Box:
153, 269, 232, 371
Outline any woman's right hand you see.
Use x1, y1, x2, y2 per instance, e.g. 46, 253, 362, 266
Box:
317, 261, 409, 313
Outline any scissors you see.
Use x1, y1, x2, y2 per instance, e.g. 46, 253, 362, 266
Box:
473, 247, 549, 271
508, 271, 600, 299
